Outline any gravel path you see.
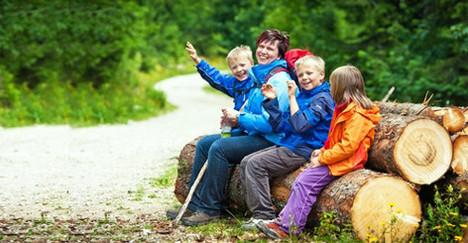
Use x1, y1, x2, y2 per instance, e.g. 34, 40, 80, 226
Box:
0, 74, 231, 221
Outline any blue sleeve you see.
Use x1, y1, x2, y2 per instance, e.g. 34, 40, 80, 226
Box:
263, 98, 292, 133
289, 97, 332, 133
238, 72, 290, 134
196, 60, 235, 97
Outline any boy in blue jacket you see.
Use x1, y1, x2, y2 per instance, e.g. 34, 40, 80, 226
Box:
185, 42, 255, 111
239, 55, 335, 229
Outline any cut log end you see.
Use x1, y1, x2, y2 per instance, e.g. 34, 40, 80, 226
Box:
351, 176, 421, 242
452, 135, 468, 175
394, 119, 452, 184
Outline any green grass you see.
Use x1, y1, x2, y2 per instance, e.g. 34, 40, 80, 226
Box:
0, 61, 195, 127
149, 164, 178, 188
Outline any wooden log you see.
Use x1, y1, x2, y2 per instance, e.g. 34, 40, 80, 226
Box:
174, 140, 422, 241
376, 101, 437, 118
368, 114, 452, 185
452, 135, 468, 175
442, 107, 465, 134
311, 169, 421, 242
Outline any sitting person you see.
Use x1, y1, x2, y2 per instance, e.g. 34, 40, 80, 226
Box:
256, 65, 381, 239
240, 55, 334, 229
185, 42, 255, 111
166, 29, 291, 226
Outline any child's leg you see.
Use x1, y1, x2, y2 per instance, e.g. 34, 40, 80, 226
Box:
277, 165, 335, 234
241, 147, 307, 220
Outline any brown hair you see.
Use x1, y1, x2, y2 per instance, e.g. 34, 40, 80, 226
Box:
256, 29, 289, 58
329, 65, 373, 109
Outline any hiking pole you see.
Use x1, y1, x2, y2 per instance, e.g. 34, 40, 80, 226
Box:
174, 161, 208, 224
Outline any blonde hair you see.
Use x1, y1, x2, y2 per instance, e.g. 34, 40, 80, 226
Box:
329, 65, 373, 109
226, 45, 254, 65
295, 55, 325, 81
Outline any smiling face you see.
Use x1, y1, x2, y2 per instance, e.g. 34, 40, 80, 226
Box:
297, 62, 324, 91
255, 40, 280, 65
228, 56, 253, 81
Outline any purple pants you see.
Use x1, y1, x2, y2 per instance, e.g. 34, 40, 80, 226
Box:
278, 165, 335, 234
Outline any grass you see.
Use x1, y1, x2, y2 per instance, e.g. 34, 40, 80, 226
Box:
149, 164, 178, 188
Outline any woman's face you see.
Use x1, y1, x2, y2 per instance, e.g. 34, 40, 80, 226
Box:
256, 40, 280, 65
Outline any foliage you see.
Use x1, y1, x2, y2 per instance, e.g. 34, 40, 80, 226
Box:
413, 185, 465, 242
0, 1, 466, 126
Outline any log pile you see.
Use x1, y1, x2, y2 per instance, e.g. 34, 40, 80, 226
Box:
173, 101, 467, 241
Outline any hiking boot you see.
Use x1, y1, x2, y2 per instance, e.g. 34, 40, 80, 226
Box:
181, 211, 221, 226
256, 221, 288, 239
166, 207, 194, 220
241, 218, 273, 230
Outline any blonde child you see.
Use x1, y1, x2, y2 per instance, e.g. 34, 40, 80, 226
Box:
256, 65, 381, 239
185, 42, 255, 111
239, 55, 334, 229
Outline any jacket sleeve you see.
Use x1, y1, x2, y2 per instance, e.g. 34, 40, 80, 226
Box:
238, 72, 290, 134
319, 113, 374, 165
289, 97, 332, 133
196, 60, 235, 97
262, 98, 292, 133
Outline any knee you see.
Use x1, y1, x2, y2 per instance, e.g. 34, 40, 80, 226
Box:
245, 155, 265, 174
196, 136, 216, 153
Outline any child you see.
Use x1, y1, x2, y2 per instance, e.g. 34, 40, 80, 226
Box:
256, 65, 381, 239
185, 42, 255, 111
239, 55, 334, 229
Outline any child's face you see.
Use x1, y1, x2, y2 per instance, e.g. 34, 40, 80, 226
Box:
228, 56, 253, 81
297, 63, 324, 90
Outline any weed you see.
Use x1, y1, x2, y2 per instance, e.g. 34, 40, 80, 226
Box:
150, 165, 178, 188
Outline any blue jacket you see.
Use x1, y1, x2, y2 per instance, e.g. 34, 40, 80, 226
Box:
263, 82, 334, 159
196, 60, 255, 110
238, 59, 290, 145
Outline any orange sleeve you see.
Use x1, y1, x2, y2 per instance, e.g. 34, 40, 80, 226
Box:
319, 113, 373, 165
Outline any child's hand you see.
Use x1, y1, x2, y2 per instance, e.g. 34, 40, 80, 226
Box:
311, 149, 321, 158
261, 83, 277, 99
185, 41, 201, 64
287, 80, 297, 97
308, 156, 322, 168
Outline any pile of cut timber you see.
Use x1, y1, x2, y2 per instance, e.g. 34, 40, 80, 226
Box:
173, 102, 467, 241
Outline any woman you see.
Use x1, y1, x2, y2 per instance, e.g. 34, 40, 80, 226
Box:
166, 29, 291, 226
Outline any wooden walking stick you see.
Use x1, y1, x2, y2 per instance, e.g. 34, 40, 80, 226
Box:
174, 161, 208, 224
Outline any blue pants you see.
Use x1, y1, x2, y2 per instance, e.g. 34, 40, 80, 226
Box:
187, 133, 273, 216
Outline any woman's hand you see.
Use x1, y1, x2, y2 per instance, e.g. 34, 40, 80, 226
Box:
222, 108, 240, 127
185, 41, 201, 64
287, 80, 297, 97
261, 83, 277, 99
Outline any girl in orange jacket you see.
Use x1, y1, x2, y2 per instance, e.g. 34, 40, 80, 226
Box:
257, 65, 381, 239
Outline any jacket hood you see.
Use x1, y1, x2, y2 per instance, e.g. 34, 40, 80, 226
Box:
354, 102, 381, 124
251, 59, 288, 85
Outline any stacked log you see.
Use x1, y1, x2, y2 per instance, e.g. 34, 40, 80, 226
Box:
312, 169, 421, 242
173, 101, 465, 241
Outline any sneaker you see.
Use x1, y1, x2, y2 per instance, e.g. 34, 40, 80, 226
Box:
256, 221, 288, 239
241, 218, 273, 230
182, 211, 221, 226
166, 207, 194, 220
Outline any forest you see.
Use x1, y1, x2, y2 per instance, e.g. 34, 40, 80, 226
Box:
0, 0, 466, 125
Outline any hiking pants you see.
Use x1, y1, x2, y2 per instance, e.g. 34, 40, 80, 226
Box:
240, 146, 307, 220
278, 165, 335, 234
187, 133, 273, 216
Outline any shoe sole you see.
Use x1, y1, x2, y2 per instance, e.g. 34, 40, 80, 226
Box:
256, 221, 282, 239
182, 215, 221, 226
166, 210, 193, 220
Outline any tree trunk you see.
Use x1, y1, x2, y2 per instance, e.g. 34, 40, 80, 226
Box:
311, 169, 421, 242
452, 135, 468, 175
368, 113, 452, 185
376, 101, 437, 118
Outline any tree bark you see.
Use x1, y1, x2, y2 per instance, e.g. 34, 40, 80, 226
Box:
368, 114, 452, 185
376, 101, 437, 118
311, 169, 421, 242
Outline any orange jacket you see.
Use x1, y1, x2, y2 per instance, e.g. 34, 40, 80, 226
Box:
318, 101, 381, 176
